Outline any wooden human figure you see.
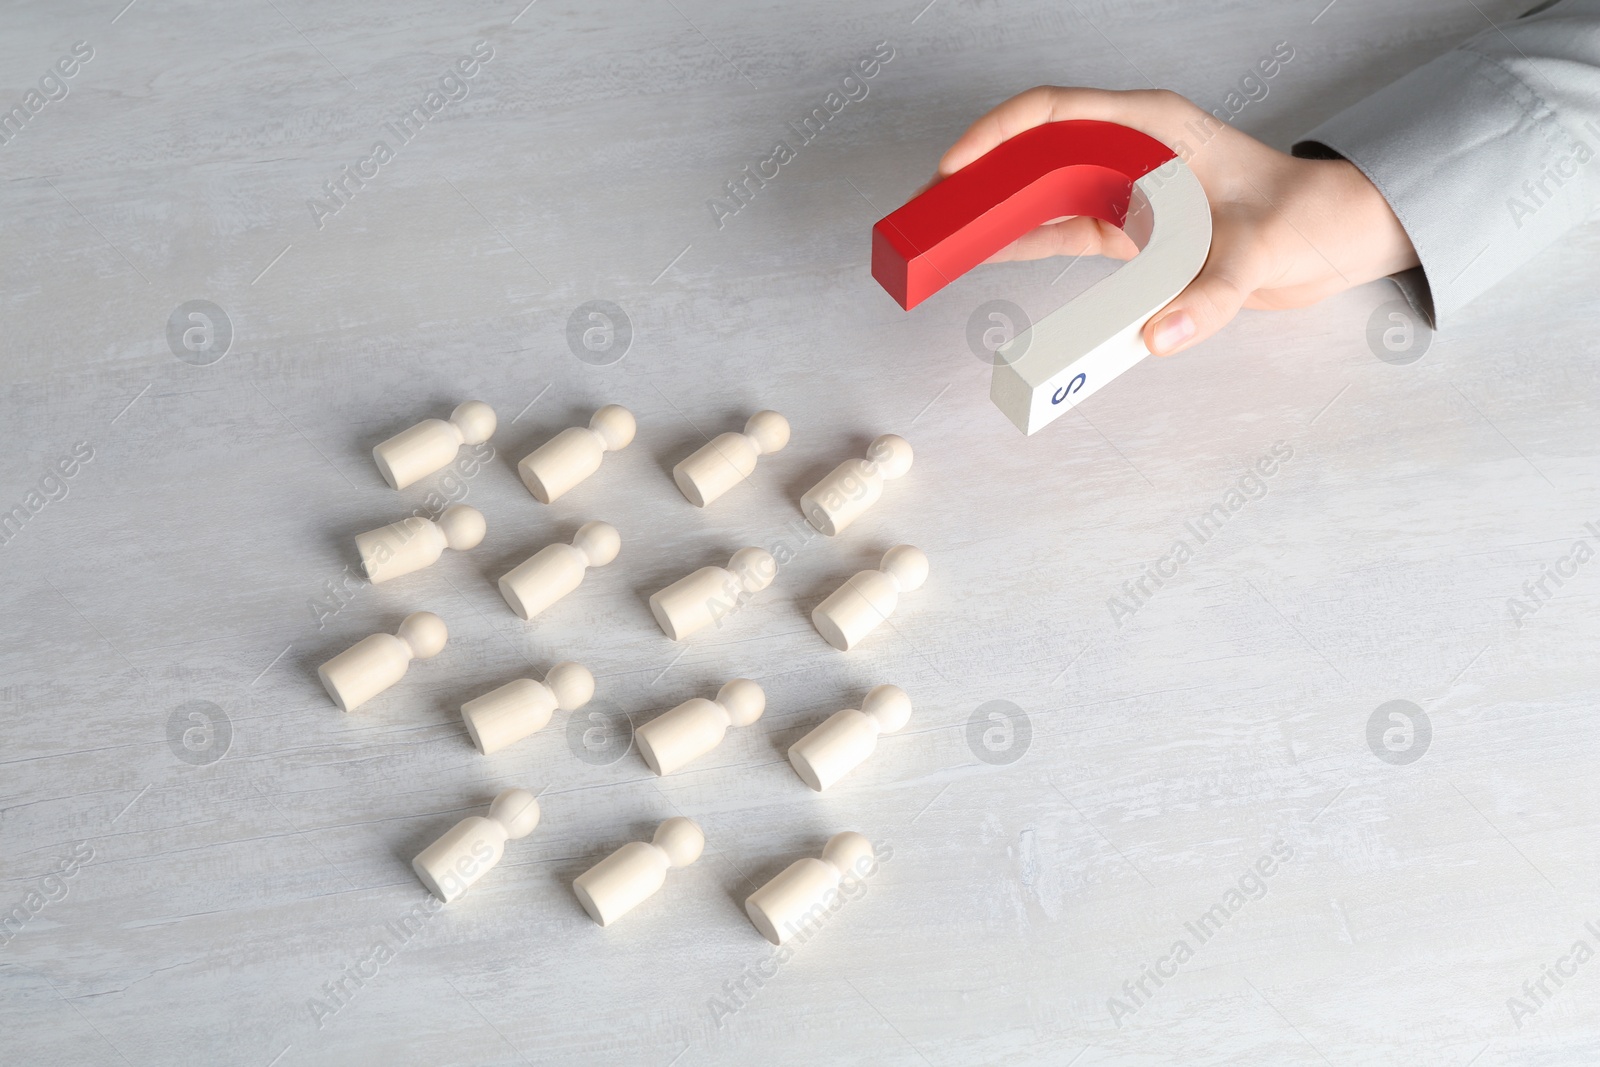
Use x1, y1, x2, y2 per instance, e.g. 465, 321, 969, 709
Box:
799, 433, 913, 536
648, 547, 776, 641
811, 545, 928, 651
412, 788, 541, 903
744, 831, 878, 945
672, 410, 790, 507
356, 504, 486, 584
461, 662, 595, 755
518, 405, 635, 503
788, 685, 911, 791
498, 521, 620, 621
318, 611, 448, 712
572, 817, 704, 926
635, 679, 765, 775
373, 401, 496, 490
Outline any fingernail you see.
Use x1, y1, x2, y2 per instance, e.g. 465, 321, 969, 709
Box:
1151, 311, 1195, 355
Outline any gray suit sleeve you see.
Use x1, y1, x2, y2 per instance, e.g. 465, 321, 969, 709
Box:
1292, 0, 1600, 327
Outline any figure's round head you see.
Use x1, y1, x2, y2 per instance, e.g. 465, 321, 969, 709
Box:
572, 520, 621, 568
729, 547, 777, 593
652, 817, 705, 868
544, 661, 595, 711
861, 684, 912, 734
449, 400, 498, 445
398, 611, 449, 659
716, 678, 766, 727
437, 505, 487, 551
868, 434, 914, 480
880, 545, 929, 592
489, 788, 541, 839
822, 831, 875, 875
744, 410, 791, 456
589, 405, 636, 452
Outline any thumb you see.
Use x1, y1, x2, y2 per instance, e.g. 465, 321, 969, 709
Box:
1143, 245, 1263, 357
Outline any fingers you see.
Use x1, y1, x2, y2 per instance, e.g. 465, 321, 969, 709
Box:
1241, 279, 1350, 311
938, 86, 1185, 176
1143, 231, 1270, 356
986, 216, 1139, 264
931, 84, 1277, 352
939, 87, 1102, 175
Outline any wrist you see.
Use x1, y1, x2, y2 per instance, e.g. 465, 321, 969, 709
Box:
1318, 158, 1419, 283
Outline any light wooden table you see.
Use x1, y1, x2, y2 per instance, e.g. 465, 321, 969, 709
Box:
4, 1, 1598, 1064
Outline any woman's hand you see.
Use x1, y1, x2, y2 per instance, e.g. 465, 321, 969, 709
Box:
936, 87, 1420, 356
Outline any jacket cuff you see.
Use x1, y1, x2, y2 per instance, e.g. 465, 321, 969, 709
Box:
1293, 47, 1599, 328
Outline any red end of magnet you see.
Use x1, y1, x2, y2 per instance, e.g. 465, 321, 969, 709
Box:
872, 120, 1179, 310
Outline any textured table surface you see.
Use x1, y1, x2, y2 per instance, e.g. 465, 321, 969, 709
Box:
4, 1, 1600, 1064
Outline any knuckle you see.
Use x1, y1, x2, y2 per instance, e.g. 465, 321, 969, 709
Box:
1155, 89, 1202, 119
1196, 275, 1250, 319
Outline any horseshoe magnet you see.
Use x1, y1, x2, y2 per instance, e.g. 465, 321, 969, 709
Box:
871, 120, 1212, 436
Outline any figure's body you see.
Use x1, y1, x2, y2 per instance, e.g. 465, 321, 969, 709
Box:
412, 788, 541, 903
800, 434, 912, 536
498, 521, 620, 620
811, 545, 929, 652
356, 504, 486, 584
572, 817, 705, 926
635, 678, 765, 775
317, 611, 448, 712
673, 410, 790, 507
461, 662, 595, 755
518, 405, 635, 503
788, 685, 912, 791
649, 547, 776, 641
744, 831, 879, 946
373, 401, 496, 490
